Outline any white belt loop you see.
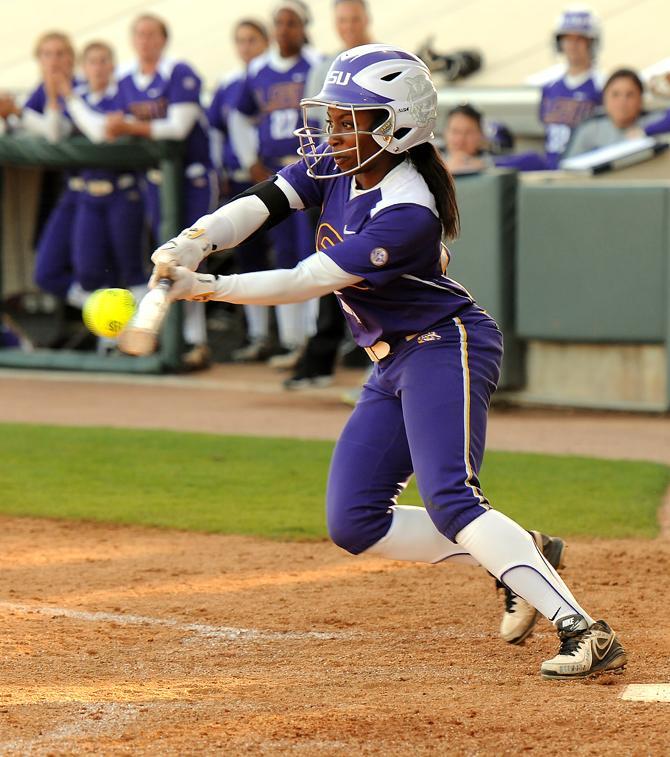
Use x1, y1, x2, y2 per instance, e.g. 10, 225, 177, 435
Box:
86, 180, 114, 197
230, 168, 251, 183
146, 169, 163, 185
117, 174, 136, 190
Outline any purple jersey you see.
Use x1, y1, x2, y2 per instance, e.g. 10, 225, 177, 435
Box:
207, 70, 246, 174
540, 72, 602, 168
644, 109, 670, 137
116, 59, 211, 167
24, 81, 75, 117
235, 47, 321, 170
73, 83, 135, 182
278, 151, 476, 348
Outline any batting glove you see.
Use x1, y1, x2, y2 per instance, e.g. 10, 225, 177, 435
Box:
149, 266, 218, 303
150, 227, 213, 271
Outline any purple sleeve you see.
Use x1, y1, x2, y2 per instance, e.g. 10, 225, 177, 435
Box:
644, 110, 670, 137
207, 86, 226, 132
494, 151, 550, 171
539, 84, 549, 124
168, 62, 202, 104
24, 84, 46, 114
277, 158, 324, 209
322, 205, 442, 288
234, 74, 258, 117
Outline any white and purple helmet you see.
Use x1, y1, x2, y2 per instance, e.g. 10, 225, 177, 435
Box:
553, 6, 601, 56
295, 43, 437, 179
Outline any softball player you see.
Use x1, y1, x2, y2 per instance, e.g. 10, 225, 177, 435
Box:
496, 7, 603, 172
208, 19, 272, 361
109, 14, 214, 362
540, 7, 603, 168
20, 32, 79, 301
151, 44, 626, 680
59, 42, 146, 300
230, 0, 322, 365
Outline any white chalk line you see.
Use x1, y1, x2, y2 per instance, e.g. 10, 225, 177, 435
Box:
0, 599, 528, 643
0, 600, 355, 642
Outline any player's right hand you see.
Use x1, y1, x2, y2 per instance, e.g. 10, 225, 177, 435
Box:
150, 227, 213, 271
148, 265, 217, 303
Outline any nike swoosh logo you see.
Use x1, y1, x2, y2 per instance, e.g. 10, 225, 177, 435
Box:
343, 226, 356, 235
592, 635, 614, 660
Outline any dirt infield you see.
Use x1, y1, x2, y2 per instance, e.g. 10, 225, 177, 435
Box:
1, 366, 669, 754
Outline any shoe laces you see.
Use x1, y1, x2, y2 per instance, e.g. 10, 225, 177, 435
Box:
496, 580, 518, 614
557, 628, 590, 657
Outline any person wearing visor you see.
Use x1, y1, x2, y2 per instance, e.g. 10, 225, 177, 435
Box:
149, 44, 627, 681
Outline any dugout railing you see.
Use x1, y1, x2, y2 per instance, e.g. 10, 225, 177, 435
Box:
0, 134, 184, 373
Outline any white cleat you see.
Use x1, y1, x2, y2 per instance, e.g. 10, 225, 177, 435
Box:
498, 531, 566, 645
541, 614, 628, 680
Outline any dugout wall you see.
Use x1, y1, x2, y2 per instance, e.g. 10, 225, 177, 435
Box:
0, 135, 184, 373
448, 169, 522, 389
516, 174, 670, 411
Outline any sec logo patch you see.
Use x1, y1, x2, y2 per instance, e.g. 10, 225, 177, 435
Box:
370, 247, 389, 267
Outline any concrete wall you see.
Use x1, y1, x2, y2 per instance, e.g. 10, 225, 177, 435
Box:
516, 175, 670, 410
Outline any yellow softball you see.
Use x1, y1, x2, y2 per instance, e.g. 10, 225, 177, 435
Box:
83, 288, 136, 339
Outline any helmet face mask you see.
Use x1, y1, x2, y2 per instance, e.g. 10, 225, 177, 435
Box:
295, 101, 395, 179
293, 44, 437, 180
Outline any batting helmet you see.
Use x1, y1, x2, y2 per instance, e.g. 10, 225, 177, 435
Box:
553, 6, 601, 56
295, 43, 437, 179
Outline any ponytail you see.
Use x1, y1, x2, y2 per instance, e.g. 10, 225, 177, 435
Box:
408, 142, 460, 240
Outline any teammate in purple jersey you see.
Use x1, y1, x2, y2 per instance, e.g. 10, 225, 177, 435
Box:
540, 7, 603, 168
106, 13, 214, 362
496, 7, 603, 172
208, 19, 274, 362
231, 1, 323, 364
149, 45, 627, 680
56, 42, 146, 304
17, 32, 80, 302
107, 14, 215, 238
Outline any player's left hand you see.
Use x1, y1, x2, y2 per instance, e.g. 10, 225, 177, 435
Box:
149, 265, 217, 303
151, 228, 213, 271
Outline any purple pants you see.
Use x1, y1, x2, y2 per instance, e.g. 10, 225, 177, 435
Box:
34, 189, 79, 297
326, 309, 503, 552
72, 189, 146, 290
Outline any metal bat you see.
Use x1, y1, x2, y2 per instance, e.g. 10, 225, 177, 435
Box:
117, 263, 173, 356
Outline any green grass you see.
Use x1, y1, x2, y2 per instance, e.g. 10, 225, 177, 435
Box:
1, 423, 668, 540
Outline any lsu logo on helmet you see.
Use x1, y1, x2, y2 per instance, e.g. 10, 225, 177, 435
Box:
326, 70, 352, 86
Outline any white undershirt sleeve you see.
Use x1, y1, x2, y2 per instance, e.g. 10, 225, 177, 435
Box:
22, 107, 71, 143
208, 252, 362, 304
65, 95, 107, 143
149, 102, 200, 140
189, 177, 304, 251
192, 194, 270, 249
228, 110, 259, 168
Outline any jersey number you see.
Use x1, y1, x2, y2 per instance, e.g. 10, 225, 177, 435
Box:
270, 109, 298, 140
